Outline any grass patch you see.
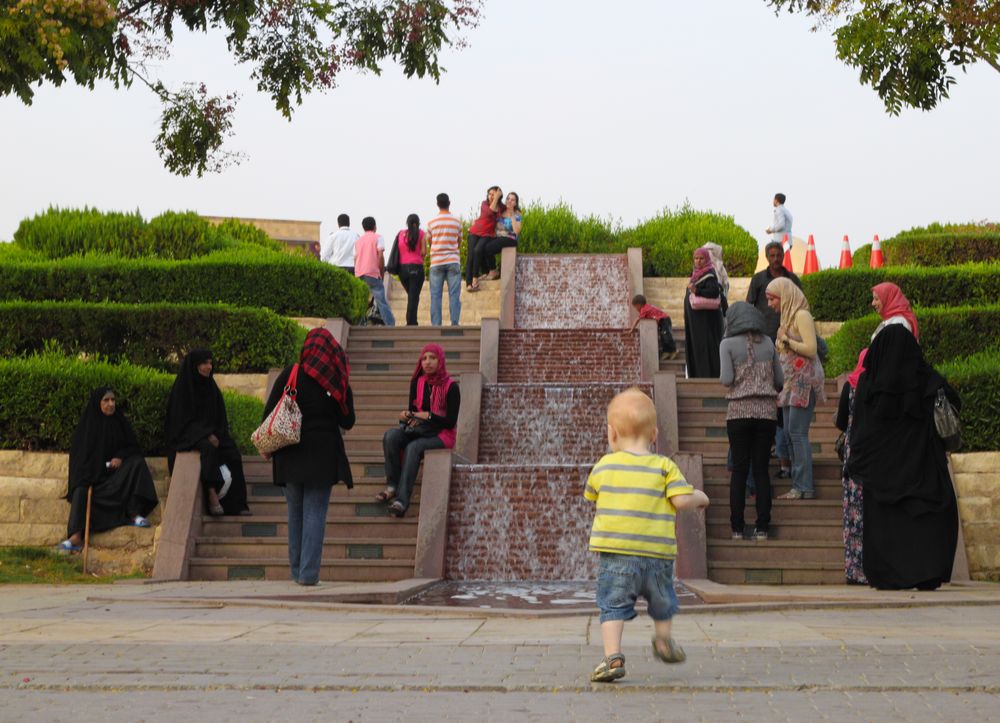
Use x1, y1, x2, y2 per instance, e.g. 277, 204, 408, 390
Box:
0, 546, 147, 584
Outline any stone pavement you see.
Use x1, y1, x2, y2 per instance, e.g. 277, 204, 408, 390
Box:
2, 583, 1000, 721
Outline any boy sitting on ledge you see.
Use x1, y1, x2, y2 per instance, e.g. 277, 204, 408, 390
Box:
585, 387, 709, 682
629, 294, 677, 361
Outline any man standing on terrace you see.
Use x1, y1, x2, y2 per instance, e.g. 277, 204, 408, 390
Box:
322, 213, 360, 277
766, 192, 793, 245
425, 193, 463, 326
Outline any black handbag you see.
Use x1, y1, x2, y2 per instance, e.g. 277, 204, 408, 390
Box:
386, 234, 401, 275
933, 388, 962, 452
400, 420, 438, 438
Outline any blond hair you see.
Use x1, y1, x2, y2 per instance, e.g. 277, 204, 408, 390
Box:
607, 387, 657, 441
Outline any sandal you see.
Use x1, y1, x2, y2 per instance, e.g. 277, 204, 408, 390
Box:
388, 501, 405, 518
375, 489, 396, 503
590, 653, 626, 682
652, 636, 686, 664
132, 516, 151, 528
208, 502, 225, 516
777, 489, 803, 500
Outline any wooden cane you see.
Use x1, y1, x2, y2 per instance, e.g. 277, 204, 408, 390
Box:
82, 486, 93, 574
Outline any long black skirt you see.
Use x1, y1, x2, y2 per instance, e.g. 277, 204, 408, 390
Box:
861, 484, 958, 590
193, 437, 249, 515
683, 296, 724, 378
67, 455, 159, 537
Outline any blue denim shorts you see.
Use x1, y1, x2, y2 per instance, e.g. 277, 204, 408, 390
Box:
596, 553, 680, 623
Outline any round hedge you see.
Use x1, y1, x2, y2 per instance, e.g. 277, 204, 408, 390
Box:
854, 231, 1000, 267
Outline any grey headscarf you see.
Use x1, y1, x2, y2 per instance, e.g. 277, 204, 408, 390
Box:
725, 301, 766, 338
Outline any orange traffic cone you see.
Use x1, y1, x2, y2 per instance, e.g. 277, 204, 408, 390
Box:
870, 234, 884, 268
803, 234, 820, 275
839, 235, 853, 269
782, 234, 794, 272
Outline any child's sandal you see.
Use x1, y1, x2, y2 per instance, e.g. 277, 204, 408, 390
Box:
590, 653, 626, 682
651, 635, 686, 664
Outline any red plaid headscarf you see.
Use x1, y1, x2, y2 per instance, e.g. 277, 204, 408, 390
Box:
411, 343, 452, 416
300, 328, 350, 414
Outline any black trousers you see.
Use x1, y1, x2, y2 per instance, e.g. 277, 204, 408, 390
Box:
398, 263, 425, 326
727, 417, 776, 533
465, 233, 492, 285
477, 236, 517, 275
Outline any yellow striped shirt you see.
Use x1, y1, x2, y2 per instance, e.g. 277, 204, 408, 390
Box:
584, 451, 693, 559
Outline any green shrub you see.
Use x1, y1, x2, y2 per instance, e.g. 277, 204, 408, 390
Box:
801, 263, 1000, 321
214, 218, 284, 253
853, 232, 1000, 267
825, 305, 1000, 375
14, 207, 147, 258
621, 204, 758, 277
0, 354, 262, 454
518, 201, 620, 254
141, 211, 225, 259
938, 348, 1000, 452
0, 250, 368, 319
0, 301, 307, 373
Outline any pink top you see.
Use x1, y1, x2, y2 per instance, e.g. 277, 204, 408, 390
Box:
354, 231, 384, 279
396, 230, 425, 265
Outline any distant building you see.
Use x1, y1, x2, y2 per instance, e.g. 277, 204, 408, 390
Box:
202, 216, 321, 258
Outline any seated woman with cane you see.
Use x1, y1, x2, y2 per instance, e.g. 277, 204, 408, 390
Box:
377, 344, 460, 518
58, 387, 159, 552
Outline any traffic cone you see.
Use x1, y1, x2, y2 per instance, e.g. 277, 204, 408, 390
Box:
803, 234, 820, 275
838, 235, 853, 269
782, 234, 794, 272
870, 234, 884, 268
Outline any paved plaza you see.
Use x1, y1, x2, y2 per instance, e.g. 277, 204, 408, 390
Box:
1, 582, 1000, 721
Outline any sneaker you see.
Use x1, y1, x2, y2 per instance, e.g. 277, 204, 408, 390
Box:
751, 528, 769, 541
57, 539, 82, 553
731, 530, 745, 540
132, 515, 151, 528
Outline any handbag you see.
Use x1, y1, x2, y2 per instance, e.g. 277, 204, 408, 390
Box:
386, 233, 401, 275
251, 364, 302, 455
835, 431, 846, 462
400, 419, 439, 438
688, 292, 721, 311
933, 387, 962, 452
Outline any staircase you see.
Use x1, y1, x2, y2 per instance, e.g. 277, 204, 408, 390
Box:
187, 325, 481, 582
387, 275, 500, 326
675, 377, 846, 584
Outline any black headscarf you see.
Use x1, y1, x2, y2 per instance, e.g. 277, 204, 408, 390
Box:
67, 387, 141, 498
848, 325, 957, 513
165, 349, 231, 451
724, 301, 766, 338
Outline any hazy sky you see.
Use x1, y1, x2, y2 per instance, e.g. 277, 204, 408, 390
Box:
2, 0, 998, 268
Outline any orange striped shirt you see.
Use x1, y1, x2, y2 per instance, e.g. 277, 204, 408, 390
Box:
426, 212, 462, 267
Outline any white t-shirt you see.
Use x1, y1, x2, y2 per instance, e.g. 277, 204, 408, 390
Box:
322, 227, 360, 268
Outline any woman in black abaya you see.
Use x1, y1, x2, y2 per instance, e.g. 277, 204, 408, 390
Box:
166, 349, 250, 516
59, 387, 158, 551
847, 325, 960, 591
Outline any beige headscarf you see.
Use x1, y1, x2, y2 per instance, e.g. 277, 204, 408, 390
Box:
766, 277, 809, 335
703, 242, 729, 295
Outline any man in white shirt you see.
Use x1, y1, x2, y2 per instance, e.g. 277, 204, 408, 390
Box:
321, 213, 360, 275
765, 193, 793, 246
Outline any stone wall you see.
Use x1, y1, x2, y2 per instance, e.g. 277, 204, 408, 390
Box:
0, 451, 170, 575
446, 464, 597, 580
514, 255, 631, 329
953, 452, 1000, 581
477, 383, 651, 466
497, 330, 640, 384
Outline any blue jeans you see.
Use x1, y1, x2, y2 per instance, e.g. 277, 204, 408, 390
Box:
596, 553, 679, 623
283, 481, 332, 585
775, 424, 791, 463
361, 275, 395, 326
382, 426, 445, 512
783, 390, 816, 495
429, 263, 462, 326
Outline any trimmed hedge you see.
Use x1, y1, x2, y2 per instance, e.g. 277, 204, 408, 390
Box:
801, 263, 1000, 321
622, 205, 757, 277
0, 301, 307, 373
0, 250, 369, 319
939, 348, 1000, 452
516, 202, 758, 276
853, 231, 1000, 267
0, 354, 262, 455
825, 305, 1000, 376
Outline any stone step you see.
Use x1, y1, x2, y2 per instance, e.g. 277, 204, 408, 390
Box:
707, 519, 842, 542
679, 437, 840, 457
350, 361, 481, 375
236, 495, 421, 518
707, 560, 845, 585
200, 515, 418, 538
194, 536, 415, 560
702, 479, 843, 500
349, 326, 482, 340
705, 498, 841, 521
707, 538, 843, 564
347, 338, 482, 352
187, 557, 415, 582
702, 460, 843, 480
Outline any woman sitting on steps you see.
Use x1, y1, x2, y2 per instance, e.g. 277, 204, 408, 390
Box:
377, 344, 461, 518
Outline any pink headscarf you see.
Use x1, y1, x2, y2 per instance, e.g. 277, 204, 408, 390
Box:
411, 343, 452, 416
846, 348, 868, 390
690, 247, 715, 284
872, 282, 920, 341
